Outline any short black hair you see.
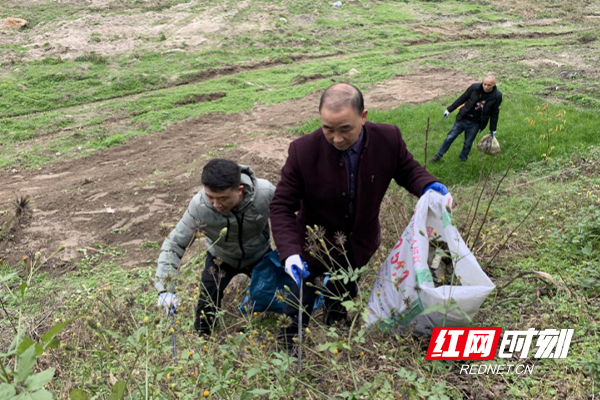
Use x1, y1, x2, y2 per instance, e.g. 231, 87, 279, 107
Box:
319, 83, 365, 115
201, 159, 241, 191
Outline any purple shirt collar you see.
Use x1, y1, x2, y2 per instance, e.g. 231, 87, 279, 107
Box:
344, 128, 364, 155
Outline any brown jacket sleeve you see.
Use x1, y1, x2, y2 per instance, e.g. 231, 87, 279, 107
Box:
393, 126, 439, 196
269, 142, 305, 262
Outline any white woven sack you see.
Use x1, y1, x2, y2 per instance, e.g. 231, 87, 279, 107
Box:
367, 191, 495, 335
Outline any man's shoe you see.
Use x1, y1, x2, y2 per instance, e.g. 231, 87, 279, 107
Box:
430, 155, 441, 163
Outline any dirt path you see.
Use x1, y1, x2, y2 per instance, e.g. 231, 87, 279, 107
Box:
0, 68, 473, 268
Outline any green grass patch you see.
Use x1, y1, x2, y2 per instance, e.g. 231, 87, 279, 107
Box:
2, 35, 598, 170
0, 0, 599, 174
369, 94, 599, 185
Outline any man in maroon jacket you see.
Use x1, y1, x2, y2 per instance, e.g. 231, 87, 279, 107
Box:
270, 83, 448, 348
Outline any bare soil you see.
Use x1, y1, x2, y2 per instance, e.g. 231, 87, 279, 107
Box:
0, 0, 280, 62
0, 68, 473, 268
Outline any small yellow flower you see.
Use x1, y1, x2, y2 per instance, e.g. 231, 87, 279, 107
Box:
203, 345, 208, 351
432, 230, 438, 236
488, 210, 492, 214
333, 349, 338, 354
219, 227, 228, 237
176, 320, 181, 325
189, 350, 194, 356
190, 372, 195, 377
169, 327, 174, 334
23, 256, 28, 262
260, 344, 265, 349
360, 351, 365, 357
253, 312, 258, 316
109, 345, 114, 350
377, 289, 381, 296
143, 317, 149, 324
305, 327, 311, 334
203, 390, 210, 397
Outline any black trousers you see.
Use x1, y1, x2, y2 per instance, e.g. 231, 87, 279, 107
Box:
194, 250, 267, 335
279, 260, 359, 347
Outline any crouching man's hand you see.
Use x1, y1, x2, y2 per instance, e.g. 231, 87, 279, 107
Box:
157, 292, 179, 315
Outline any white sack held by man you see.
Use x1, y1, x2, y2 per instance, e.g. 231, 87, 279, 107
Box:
367, 191, 495, 335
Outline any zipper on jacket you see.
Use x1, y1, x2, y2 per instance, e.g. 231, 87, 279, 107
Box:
233, 212, 246, 268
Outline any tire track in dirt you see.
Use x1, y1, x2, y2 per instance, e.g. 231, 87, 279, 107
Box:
0, 68, 474, 269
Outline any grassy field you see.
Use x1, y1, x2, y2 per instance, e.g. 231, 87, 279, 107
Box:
1, 0, 599, 398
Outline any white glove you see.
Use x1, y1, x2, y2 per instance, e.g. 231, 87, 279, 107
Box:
158, 292, 179, 315
285, 254, 309, 286
443, 109, 450, 118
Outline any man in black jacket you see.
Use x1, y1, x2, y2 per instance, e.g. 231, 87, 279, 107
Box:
431, 76, 502, 162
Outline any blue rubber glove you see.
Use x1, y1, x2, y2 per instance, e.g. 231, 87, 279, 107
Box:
423, 182, 449, 196
285, 254, 310, 287
490, 131, 496, 138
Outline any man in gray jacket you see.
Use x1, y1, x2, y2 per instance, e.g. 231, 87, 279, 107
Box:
155, 159, 275, 335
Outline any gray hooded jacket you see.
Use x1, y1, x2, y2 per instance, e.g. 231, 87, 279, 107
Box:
155, 165, 275, 293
